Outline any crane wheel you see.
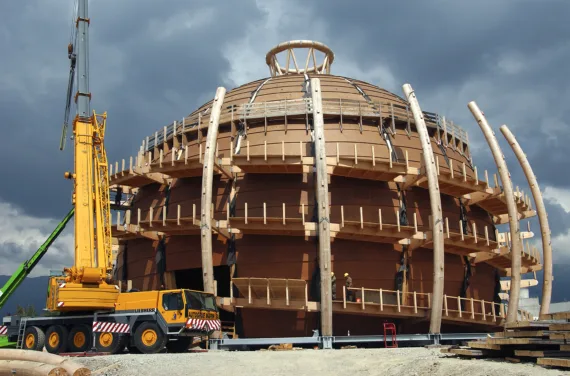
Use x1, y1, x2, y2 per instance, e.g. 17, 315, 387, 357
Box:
166, 337, 193, 353
95, 332, 127, 354
23, 326, 45, 351
133, 322, 166, 354
45, 325, 69, 354
67, 325, 92, 353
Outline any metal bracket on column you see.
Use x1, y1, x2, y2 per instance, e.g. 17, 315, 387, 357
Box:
320, 336, 333, 350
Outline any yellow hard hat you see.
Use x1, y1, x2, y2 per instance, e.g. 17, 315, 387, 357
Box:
344, 273, 349, 277
331, 272, 334, 276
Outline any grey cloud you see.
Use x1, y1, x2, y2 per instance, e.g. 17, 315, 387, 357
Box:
0, 0, 261, 217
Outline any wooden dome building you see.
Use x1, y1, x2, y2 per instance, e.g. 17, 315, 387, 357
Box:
110, 41, 545, 339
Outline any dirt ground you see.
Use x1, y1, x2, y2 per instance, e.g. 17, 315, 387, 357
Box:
77, 347, 567, 376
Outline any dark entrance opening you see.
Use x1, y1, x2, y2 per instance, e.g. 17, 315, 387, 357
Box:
174, 266, 235, 333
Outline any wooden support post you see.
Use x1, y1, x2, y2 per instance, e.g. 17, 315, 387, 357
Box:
311, 78, 333, 337
137, 208, 141, 231
397, 290, 401, 312
444, 294, 448, 316
200, 87, 227, 294
413, 291, 418, 313
468, 102, 522, 324
354, 144, 358, 165
379, 289, 383, 311
500, 125, 553, 315
248, 279, 252, 304
404, 84, 444, 334
474, 166, 479, 184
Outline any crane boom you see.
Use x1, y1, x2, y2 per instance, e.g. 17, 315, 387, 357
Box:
47, 0, 118, 311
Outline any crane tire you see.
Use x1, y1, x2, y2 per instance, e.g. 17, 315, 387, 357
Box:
45, 325, 69, 354
23, 326, 45, 351
96, 332, 127, 354
67, 324, 92, 353
133, 321, 166, 354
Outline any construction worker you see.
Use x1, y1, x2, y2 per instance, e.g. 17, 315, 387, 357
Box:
344, 272, 354, 302
114, 186, 123, 206
331, 272, 337, 300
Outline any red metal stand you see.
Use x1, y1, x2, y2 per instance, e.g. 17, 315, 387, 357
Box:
383, 322, 398, 348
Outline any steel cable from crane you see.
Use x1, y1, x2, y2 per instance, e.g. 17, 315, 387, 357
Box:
60, 0, 79, 151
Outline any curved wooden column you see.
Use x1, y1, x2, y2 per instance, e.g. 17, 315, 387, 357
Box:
402, 84, 445, 334
500, 125, 552, 315
467, 102, 522, 323
200, 87, 227, 294
310, 78, 333, 337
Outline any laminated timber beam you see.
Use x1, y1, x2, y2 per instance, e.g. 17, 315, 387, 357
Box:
201, 87, 227, 294
468, 101, 522, 324
403, 83, 445, 335
500, 125, 552, 315
311, 78, 333, 338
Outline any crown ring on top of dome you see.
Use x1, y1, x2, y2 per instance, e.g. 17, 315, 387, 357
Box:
265, 40, 335, 77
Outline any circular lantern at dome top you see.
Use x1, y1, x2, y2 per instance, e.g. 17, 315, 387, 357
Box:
265, 40, 335, 77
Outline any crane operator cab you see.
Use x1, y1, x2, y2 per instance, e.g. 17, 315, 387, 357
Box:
157, 289, 220, 334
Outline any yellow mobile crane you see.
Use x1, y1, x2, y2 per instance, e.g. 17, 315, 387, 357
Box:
2, 0, 220, 354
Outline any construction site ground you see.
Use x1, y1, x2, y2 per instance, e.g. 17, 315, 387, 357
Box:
76, 347, 565, 376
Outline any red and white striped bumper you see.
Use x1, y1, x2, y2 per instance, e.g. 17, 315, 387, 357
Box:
92, 321, 130, 333
185, 319, 221, 331
0, 326, 7, 335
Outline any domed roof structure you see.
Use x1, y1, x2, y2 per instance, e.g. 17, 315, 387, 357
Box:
109, 41, 542, 340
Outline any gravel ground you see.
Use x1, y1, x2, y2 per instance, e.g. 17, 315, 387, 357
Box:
76, 347, 567, 376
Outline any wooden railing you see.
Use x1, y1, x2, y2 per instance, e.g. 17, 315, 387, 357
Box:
223, 277, 504, 325
114, 201, 501, 250
141, 97, 469, 151
344, 286, 431, 314
442, 294, 506, 322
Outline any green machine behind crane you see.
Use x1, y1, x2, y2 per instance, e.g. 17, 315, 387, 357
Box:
0, 208, 74, 347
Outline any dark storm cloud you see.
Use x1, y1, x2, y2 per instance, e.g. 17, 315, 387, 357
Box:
0, 0, 261, 217
1, 0, 569, 259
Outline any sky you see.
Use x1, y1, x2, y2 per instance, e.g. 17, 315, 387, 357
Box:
1, 0, 569, 296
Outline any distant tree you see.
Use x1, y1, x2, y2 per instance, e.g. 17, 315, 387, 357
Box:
15, 304, 36, 317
